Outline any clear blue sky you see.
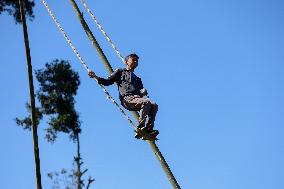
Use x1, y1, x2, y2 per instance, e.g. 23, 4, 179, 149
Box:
1, 0, 284, 188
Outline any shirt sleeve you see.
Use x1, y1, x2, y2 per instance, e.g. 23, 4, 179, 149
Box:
137, 77, 144, 90
98, 69, 121, 86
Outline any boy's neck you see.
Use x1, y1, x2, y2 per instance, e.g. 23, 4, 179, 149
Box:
126, 66, 135, 72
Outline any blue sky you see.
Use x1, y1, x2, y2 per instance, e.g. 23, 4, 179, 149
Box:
1, 0, 284, 188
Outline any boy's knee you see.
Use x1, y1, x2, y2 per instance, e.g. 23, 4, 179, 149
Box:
142, 100, 152, 108
152, 102, 158, 111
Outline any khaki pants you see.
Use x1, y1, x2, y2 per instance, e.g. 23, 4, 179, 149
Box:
122, 95, 158, 130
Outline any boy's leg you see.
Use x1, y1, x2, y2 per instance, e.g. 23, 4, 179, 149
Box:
123, 95, 158, 130
123, 95, 152, 128
146, 101, 158, 130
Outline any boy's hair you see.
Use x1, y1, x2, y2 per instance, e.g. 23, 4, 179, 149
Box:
125, 53, 139, 62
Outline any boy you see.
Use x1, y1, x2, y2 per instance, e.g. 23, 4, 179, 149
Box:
88, 54, 159, 139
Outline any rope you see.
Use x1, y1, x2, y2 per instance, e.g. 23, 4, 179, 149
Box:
80, 0, 126, 65
41, 0, 137, 130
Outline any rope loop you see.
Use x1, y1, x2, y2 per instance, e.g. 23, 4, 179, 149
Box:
80, 0, 126, 65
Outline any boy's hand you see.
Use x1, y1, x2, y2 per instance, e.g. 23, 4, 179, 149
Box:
141, 88, 148, 96
88, 71, 96, 78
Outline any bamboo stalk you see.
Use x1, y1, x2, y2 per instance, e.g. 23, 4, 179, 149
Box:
19, 1, 43, 189
69, 0, 113, 74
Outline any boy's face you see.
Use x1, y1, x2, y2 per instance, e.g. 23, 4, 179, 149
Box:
126, 56, 138, 70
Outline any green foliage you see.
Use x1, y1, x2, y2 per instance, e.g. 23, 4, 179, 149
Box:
48, 166, 95, 189
0, 0, 35, 23
47, 168, 76, 189
15, 103, 43, 130
35, 59, 81, 142
16, 59, 81, 142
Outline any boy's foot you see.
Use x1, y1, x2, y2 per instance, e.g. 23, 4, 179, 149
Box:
141, 126, 152, 132
135, 125, 159, 140
135, 126, 156, 139
142, 130, 159, 138
141, 130, 159, 141
134, 123, 146, 139
149, 129, 159, 135
135, 132, 142, 139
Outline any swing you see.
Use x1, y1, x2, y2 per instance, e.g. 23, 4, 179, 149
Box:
41, 0, 157, 141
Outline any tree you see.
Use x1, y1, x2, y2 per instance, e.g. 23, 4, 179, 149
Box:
0, 0, 35, 23
35, 60, 81, 142
36, 59, 94, 189
16, 59, 94, 189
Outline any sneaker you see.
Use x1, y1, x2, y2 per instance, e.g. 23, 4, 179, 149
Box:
140, 126, 152, 133
134, 127, 144, 139
135, 132, 142, 139
149, 130, 159, 137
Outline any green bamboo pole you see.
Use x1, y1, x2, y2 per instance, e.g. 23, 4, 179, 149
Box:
69, 0, 181, 188
19, 1, 43, 189
69, 0, 113, 74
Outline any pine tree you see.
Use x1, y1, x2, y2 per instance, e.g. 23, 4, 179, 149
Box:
0, 0, 35, 23
16, 60, 94, 189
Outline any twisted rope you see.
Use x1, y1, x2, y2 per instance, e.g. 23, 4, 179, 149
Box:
80, 0, 126, 65
41, 0, 137, 130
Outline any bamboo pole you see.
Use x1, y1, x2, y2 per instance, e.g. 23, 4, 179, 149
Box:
69, 0, 181, 188
69, 0, 113, 74
18, 1, 43, 189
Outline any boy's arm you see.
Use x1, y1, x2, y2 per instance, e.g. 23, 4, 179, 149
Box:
88, 69, 120, 86
138, 77, 148, 96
